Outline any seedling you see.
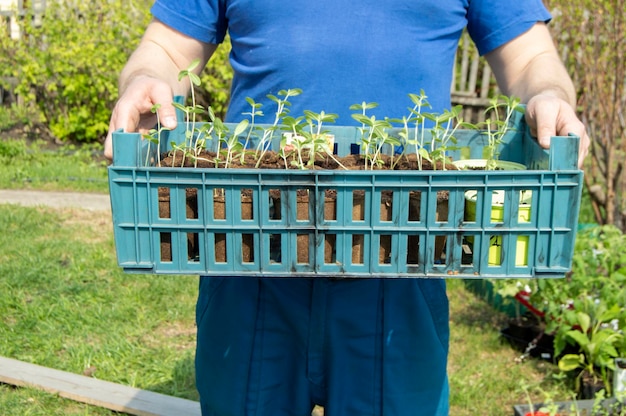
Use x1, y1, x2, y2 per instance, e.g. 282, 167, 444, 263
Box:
279, 110, 346, 170
396, 90, 432, 170
254, 88, 302, 167
240, 97, 264, 164
481, 95, 523, 170
171, 59, 205, 167
422, 105, 466, 170
350, 102, 401, 170
142, 103, 169, 167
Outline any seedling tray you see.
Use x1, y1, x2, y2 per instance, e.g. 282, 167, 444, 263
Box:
108, 115, 583, 278
513, 398, 623, 416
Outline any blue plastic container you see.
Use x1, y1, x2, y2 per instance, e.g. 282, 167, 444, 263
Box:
108, 113, 583, 278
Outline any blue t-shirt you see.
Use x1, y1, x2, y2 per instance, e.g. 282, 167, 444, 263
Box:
151, 0, 550, 125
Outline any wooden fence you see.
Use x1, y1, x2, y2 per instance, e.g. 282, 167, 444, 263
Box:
0, 0, 46, 39
450, 31, 500, 123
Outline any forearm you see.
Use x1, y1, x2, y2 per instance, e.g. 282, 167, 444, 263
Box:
486, 23, 576, 107
118, 19, 215, 96
119, 44, 189, 97
501, 53, 576, 108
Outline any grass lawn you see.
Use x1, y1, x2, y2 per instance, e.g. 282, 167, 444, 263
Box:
0, 203, 572, 415
0, 205, 199, 415
0, 135, 574, 414
0, 138, 109, 193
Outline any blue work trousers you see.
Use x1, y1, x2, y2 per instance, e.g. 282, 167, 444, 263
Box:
195, 277, 449, 416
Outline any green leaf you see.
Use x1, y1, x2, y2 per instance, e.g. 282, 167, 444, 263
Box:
186, 58, 201, 73
566, 330, 590, 348
558, 354, 584, 372
351, 114, 374, 126
172, 102, 188, 112
233, 119, 250, 137
189, 106, 205, 115
418, 148, 432, 161
188, 72, 202, 86
576, 312, 591, 334
598, 304, 622, 323
422, 113, 437, 122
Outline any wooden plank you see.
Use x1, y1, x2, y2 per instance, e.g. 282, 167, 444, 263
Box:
0, 356, 201, 416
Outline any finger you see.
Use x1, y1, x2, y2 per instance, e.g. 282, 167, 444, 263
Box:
104, 106, 134, 161
577, 130, 590, 169
113, 80, 176, 132
104, 120, 115, 160
536, 125, 555, 149
157, 103, 178, 130
531, 111, 557, 149
148, 81, 178, 130
110, 96, 145, 134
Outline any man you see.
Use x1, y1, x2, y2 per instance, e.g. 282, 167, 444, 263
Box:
105, 1, 589, 414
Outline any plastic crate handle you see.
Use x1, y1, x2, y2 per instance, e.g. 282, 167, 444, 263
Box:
549, 133, 580, 170
524, 130, 580, 171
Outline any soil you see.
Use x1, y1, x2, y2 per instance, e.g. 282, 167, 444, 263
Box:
159, 149, 458, 171
501, 314, 556, 360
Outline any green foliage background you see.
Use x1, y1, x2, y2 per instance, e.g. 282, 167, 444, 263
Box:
544, 0, 626, 230
0, 0, 233, 144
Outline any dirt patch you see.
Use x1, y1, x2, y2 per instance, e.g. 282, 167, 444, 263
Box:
1, 122, 59, 149
142, 321, 197, 351
57, 208, 113, 245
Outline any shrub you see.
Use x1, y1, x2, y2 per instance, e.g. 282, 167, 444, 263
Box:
0, 103, 35, 131
0, 139, 27, 159
0, 1, 152, 143
0, 1, 233, 144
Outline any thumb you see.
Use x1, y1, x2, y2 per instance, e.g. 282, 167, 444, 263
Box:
158, 102, 178, 130
149, 83, 178, 130
533, 114, 556, 149
525, 99, 558, 150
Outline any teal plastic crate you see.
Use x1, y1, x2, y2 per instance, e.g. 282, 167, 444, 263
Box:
108, 114, 583, 278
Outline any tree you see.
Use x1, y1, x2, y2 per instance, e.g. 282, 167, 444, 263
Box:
545, 0, 626, 230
